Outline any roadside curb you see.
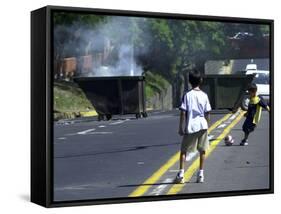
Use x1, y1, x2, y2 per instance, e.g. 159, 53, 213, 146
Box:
54, 108, 156, 121
79, 110, 98, 117
54, 110, 97, 120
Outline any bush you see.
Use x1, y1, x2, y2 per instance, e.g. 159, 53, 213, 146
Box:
54, 81, 94, 113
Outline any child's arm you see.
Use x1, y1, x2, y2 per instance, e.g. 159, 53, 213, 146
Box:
204, 95, 212, 129
178, 110, 185, 136
258, 96, 270, 112
266, 106, 270, 112
205, 112, 211, 128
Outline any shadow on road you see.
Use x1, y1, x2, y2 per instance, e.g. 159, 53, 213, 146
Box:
118, 180, 201, 188
118, 181, 176, 188
55, 142, 180, 159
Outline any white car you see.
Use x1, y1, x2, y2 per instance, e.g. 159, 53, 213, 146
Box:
241, 64, 270, 110
245, 63, 257, 71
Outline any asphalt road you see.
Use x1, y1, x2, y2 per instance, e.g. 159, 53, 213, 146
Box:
53, 110, 270, 202
181, 111, 270, 194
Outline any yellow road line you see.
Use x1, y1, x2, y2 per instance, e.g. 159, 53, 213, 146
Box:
208, 113, 232, 133
129, 112, 232, 197
80, 110, 98, 117
167, 111, 244, 195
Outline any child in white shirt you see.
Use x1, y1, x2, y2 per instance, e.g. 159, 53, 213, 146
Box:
176, 70, 211, 183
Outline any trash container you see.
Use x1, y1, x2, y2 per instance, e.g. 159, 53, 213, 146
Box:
201, 74, 255, 111
74, 76, 147, 120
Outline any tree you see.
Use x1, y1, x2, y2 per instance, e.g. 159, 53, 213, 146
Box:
138, 19, 227, 106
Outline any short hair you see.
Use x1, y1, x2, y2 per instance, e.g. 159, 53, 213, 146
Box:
189, 70, 202, 87
248, 83, 257, 92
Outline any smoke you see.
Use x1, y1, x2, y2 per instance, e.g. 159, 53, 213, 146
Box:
54, 16, 149, 77
88, 44, 143, 77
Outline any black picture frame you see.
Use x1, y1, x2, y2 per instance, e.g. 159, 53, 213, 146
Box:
31, 5, 274, 208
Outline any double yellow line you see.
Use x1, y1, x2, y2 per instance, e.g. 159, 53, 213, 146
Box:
167, 111, 244, 195
129, 112, 235, 197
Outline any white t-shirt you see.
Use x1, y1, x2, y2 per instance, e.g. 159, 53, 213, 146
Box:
179, 88, 212, 134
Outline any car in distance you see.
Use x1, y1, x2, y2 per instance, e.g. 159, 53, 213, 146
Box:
241, 64, 270, 110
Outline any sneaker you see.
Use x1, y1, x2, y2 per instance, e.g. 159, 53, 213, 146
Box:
175, 172, 185, 184
240, 139, 248, 146
196, 171, 204, 183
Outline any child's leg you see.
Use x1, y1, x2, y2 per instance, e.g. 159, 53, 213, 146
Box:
196, 151, 206, 183
176, 135, 190, 183
243, 131, 249, 141
196, 130, 208, 183
240, 131, 250, 145
242, 120, 251, 145
199, 151, 206, 170
198, 130, 208, 170
179, 151, 186, 170
175, 151, 185, 183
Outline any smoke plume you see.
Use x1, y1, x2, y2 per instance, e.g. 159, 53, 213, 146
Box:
54, 16, 149, 77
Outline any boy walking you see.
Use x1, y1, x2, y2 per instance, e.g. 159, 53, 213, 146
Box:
240, 83, 270, 146
176, 70, 211, 184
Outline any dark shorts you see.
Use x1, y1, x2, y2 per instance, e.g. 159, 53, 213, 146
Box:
242, 119, 256, 134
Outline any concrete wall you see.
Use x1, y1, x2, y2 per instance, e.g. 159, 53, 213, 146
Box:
146, 84, 173, 111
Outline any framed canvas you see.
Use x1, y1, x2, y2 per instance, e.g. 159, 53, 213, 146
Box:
31, 5, 274, 207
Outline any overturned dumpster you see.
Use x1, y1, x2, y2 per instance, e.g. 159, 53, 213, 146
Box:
201, 74, 255, 111
74, 76, 147, 120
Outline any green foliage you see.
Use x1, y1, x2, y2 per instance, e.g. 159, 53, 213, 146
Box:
260, 25, 270, 34
138, 19, 229, 83
145, 71, 169, 95
149, 19, 174, 49
145, 84, 155, 99
54, 81, 94, 112
54, 12, 268, 105
53, 12, 106, 27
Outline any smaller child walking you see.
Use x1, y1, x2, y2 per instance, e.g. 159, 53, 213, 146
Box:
241, 83, 270, 146
176, 70, 211, 184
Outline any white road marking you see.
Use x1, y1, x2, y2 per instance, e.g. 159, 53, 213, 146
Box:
57, 137, 66, 140
137, 162, 144, 165
229, 115, 237, 120
169, 170, 179, 172
208, 135, 214, 140
149, 178, 174, 196
98, 125, 106, 128
89, 132, 113, 135
77, 128, 96, 135
66, 129, 111, 136
217, 124, 227, 129
110, 120, 125, 125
